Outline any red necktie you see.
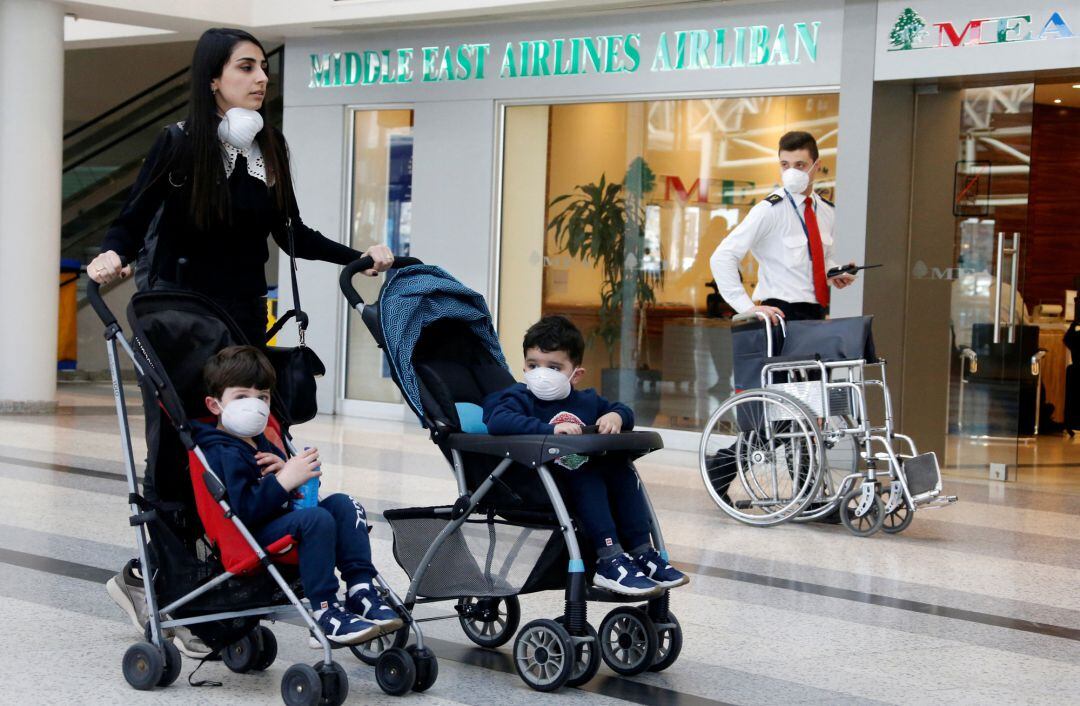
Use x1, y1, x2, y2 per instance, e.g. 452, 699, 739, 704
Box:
804, 197, 829, 308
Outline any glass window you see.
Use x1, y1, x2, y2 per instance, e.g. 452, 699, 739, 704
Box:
499, 94, 839, 431
343, 108, 413, 403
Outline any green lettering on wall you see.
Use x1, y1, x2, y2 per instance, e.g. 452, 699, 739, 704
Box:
421, 46, 439, 81
569, 38, 584, 74
379, 50, 397, 83
770, 25, 791, 64
687, 30, 710, 69
994, 15, 1031, 43
604, 35, 623, 73
624, 33, 641, 72
712, 29, 732, 67
732, 27, 747, 66
532, 40, 552, 76
473, 44, 490, 79
343, 52, 361, 85
397, 48, 415, 82
501, 42, 518, 78
652, 32, 673, 70
362, 51, 380, 84
749, 25, 770, 64
673, 31, 688, 70
438, 46, 453, 80
457, 44, 474, 79
582, 36, 604, 73
793, 21, 820, 63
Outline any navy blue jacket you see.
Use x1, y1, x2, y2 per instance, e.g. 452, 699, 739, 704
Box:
191, 421, 290, 528
482, 383, 635, 435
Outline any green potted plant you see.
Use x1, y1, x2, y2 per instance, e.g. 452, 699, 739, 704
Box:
546, 157, 663, 422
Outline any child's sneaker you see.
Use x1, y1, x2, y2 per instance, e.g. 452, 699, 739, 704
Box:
346, 583, 404, 631
593, 553, 662, 596
632, 548, 689, 588
315, 603, 381, 646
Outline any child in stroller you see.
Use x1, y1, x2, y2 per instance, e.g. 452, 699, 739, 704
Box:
191, 345, 403, 645
483, 316, 688, 596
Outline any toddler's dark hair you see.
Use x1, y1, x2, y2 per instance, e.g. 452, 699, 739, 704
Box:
523, 315, 585, 367
204, 345, 276, 399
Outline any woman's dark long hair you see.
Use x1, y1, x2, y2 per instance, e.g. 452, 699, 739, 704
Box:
186, 28, 291, 230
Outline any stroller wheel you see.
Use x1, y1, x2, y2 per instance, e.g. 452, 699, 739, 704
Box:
158, 640, 182, 686
840, 485, 886, 537
406, 645, 439, 692
457, 595, 520, 648
375, 647, 416, 696
349, 625, 408, 666
648, 611, 683, 672
313, 661, 349, 706
281, 663, 322, 706
252, 626, 278, 671
598, 607, 658, 676
554, 618, 600, 688
223, 631, 261, 673
122, 642, 164, 691
513, 619, 575, 692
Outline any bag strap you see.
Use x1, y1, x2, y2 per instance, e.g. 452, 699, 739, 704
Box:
279, 218, 309, 346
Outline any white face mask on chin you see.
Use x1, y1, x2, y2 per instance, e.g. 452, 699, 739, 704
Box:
781, 164, 814, 196
217, 107, 264, 151
219, 397, 270, 438
524, 367, 576, 401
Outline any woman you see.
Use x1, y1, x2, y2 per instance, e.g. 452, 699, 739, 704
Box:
88, 27, 392, 343
93, 28, 393, 658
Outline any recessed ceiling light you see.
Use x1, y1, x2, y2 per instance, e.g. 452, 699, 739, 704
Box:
1054, 98, 1062, 103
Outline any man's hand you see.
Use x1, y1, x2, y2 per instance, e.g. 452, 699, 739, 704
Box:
276, 447, 321, 492
747, 304, 785, 323
255, 451, 284, 477
554, 422, 583, 435
829, 261, 857, 290
597, 412, 623, 434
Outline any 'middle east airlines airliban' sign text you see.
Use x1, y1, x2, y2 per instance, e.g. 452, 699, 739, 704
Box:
309, 22, 822, 88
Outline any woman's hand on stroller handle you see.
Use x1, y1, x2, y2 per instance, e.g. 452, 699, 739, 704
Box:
339, 254, 424, 308
87, 250, 132, 285
86, 253, 131, 328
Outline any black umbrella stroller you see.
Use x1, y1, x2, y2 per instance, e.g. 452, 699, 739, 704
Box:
339, 256, 686, 691
87, 276, 434, 703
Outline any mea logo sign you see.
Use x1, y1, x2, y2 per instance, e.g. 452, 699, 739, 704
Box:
887, 7, 1074, 51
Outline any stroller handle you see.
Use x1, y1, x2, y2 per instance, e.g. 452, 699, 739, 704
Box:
86, 254, 130, 328
339, 255, 423, 308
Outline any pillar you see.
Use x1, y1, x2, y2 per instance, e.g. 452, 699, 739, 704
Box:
0, 0, 64, 411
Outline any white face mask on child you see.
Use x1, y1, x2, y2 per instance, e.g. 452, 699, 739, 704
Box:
524, 367, 576, 401
220, 397, 270, 437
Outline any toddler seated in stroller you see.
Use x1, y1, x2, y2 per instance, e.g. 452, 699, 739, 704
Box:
190, 345, 402, 646
482, 315, 688, 596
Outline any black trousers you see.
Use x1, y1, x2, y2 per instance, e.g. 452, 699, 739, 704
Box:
762, 298, 826, 322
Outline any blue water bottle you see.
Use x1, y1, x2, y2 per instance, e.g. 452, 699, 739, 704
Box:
292, 447, 321, 510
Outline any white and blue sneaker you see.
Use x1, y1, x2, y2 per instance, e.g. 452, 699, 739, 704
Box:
346, 583, 405, 631
592, 553, 662, 596
315, 603, 381, 646
633, 548, 690, 588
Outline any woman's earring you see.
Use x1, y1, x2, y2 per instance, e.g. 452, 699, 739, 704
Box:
211, 86, 218, 95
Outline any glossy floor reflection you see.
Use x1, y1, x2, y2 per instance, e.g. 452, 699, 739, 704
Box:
1, 382, 1078, 704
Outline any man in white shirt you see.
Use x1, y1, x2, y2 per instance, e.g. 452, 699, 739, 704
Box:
710, 131, 855, 322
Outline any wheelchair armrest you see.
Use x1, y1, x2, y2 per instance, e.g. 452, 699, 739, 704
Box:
445, 430, 664, 467
959, 346, 978, 374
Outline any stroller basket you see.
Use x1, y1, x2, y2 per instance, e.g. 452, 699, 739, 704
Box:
384, 506, 566, 599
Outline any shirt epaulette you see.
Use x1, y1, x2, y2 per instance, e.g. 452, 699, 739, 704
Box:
764, 193, 784, 205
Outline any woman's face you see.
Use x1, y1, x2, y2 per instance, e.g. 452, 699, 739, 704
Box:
211, 41, 268, 113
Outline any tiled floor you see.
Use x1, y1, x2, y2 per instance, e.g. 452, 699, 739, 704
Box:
2, 382, 1079, 704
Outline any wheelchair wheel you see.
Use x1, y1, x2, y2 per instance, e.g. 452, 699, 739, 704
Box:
458, 595, 520, 648
348, 624, 408, 666
839, 484, 885, 537
598, 606, 658, 676
513, 619, 575, 692
649, 612, 683, 673
700, 389, 825, 526
794, 416, 859, 523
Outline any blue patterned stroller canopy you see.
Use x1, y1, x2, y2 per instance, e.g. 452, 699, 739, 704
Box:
378, 264, 508, 425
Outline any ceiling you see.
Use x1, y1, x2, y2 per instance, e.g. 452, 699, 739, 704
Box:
1034, 82, 1080, 109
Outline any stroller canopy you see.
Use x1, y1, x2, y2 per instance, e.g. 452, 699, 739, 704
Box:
378, 265, 507, 425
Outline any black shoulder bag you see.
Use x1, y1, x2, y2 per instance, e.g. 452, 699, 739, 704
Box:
264, 219, 327, 425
